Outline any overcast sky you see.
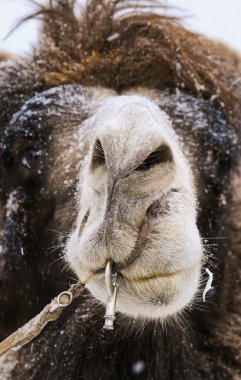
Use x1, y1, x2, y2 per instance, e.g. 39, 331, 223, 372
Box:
0, 0, 241, 55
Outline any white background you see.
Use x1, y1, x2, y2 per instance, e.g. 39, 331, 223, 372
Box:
0, 0, 241, 55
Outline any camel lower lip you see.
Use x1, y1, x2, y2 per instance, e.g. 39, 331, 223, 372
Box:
119, 271, 180, 283
119, 262, 202, 284
128, 272, 178, 282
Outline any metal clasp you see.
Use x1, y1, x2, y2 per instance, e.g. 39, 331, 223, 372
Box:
49, 291, 73, 313
103, 261, 118, 330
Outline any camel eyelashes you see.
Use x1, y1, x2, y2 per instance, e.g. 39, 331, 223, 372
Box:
135, 144, 173, 171
91, 139, 106, 169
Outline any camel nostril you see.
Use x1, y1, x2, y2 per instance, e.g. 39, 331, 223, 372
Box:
135, 144, 173, 171
91, 139, 106, 170
78, 209, 90, 236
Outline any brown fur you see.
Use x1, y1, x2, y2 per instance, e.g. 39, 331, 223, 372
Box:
33, 1, 241, 111
0, 1, 241, 379
0, 52, 14, 61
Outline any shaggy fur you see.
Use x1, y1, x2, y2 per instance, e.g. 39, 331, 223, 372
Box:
0, 1, 241, 379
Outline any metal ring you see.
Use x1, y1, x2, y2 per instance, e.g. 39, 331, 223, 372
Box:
56, 291, 73, 307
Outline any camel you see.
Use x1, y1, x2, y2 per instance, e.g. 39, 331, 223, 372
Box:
0, 1, 240, 378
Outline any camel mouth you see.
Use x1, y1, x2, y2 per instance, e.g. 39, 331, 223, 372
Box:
89, 256, 201, 284
91, 258, 201, 285
86, 260, 202, 320
118, 259, 202, 283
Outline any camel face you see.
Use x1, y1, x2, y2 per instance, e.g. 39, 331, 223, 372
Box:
0, 80, 227, 325
1, 79, 210, 327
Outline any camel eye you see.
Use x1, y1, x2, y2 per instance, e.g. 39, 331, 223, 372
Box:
136, 144, 173, 171
91, 139, 106, 169
21, 149, 42, 169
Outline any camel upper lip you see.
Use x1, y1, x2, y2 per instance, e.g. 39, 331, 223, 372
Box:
91, 189, 180, 275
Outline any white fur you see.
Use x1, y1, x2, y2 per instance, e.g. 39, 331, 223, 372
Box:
65, 89, 203, 320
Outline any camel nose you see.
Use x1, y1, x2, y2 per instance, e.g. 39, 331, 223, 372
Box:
88, 135, 175, 237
